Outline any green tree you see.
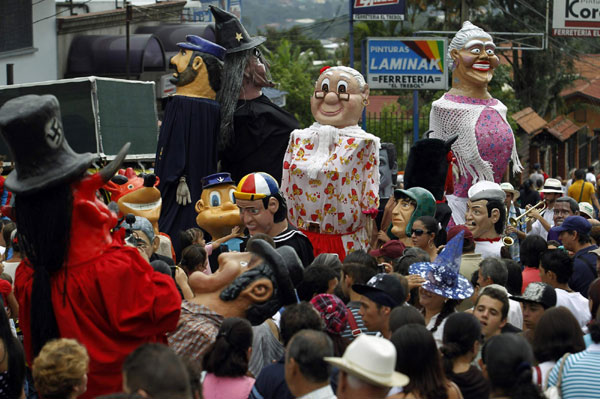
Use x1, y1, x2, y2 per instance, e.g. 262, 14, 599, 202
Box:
268, 39, 318, 128
482, 0, 577, 117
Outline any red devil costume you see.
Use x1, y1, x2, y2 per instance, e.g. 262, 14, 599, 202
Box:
0, 95, 181, 399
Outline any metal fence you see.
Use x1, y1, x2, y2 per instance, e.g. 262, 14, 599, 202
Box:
362, 111, 430, 167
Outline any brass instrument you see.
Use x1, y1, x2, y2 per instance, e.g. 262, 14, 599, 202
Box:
502, 236, 514, 246
509, 200, 546, 227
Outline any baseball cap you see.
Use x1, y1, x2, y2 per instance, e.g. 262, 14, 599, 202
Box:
310, 294, 349, 335
369, 240, 406, 259
234, 172, 279, 201
447, 225, 474, 243
512, 282, 557, 309
553, 215, 591, 235
353, 274, 405, 308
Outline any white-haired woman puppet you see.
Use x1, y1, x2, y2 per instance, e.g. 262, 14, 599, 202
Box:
281, 66, 380, 260
430, 21, 522, 226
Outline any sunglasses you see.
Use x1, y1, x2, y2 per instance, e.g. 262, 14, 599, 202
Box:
411, 229, 430, 236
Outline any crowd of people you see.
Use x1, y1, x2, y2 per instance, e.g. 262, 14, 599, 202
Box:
0, 160, 595, 399
0, 7, 599, 399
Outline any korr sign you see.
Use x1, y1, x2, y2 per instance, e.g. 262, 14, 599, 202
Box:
366, 37, 447, 90
553, 0, 600, 37
353, 0, 405, 20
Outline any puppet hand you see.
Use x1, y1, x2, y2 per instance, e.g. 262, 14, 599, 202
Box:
377, 230, 391, 243
176, 177, 191, 206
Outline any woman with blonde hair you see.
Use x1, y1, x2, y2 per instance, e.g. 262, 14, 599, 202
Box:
33, 338, 89, 399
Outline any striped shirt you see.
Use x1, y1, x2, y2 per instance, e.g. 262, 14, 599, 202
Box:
341, 301, 376, 340
547, 343, 600, 398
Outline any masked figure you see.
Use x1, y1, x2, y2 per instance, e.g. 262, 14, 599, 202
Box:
154, 35, 226, 259
168, 238, 303, 368
429, 21, 522, 226
465, 181, 506, 259
282, 66, 379, 260
390, 187, 436, 247
0, 95, 181, 399
195, 172, 244, 251
210, 6, 299, 185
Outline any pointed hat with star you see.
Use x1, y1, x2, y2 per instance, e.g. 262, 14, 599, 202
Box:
210, 5, 266, 54
408, 231, 474, 300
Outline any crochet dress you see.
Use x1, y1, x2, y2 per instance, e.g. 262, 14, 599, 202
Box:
430, 93, 522, 225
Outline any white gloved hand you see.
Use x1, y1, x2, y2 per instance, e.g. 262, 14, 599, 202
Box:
176, 177, 191, 206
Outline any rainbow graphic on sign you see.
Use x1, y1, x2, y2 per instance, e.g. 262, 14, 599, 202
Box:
367, 37, 448, 90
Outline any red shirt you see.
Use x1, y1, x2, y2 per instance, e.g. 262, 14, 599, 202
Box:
521, 266, 542, 293
15, 244, 181, 399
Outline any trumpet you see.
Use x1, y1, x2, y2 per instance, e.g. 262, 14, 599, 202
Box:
509, 200, 546, 227
502, 236, 514, 246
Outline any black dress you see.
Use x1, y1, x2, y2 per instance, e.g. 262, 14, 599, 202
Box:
155, 96, 220, 259
219, 94, 299, 185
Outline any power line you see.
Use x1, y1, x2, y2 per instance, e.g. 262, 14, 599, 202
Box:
33, 0, 93, 24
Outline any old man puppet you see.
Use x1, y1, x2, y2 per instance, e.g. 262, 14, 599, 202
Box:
281, 66, 379, 260
429, 21, 522, 226
154, 35, 226, 259
0, 95, 181, 399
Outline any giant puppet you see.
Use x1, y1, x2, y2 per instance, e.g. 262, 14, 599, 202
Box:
465, 181, 506, 259
154, 35, 226, 258
281, 66, 379, 260
429, 21, 522, 226
0, 95, 181, 399
210, 6, 299, 185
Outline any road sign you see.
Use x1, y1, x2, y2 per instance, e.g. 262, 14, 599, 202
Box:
366, 37, 447, 90
353, 0, 405, 21
552, 0, 600, 37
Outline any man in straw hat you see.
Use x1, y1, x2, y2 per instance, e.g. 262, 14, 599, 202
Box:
527, 177, 563, 240
0, 94, 182, 398
324, 334, 409, 399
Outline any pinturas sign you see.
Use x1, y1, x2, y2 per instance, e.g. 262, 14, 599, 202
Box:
366, 37, 448, 90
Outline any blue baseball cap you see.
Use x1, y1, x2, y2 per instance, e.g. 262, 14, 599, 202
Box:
201, 172, 235, 189
177, 35, 226, 60
553, 215, 591, 235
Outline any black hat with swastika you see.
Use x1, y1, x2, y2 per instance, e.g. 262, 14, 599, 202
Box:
0, 94, 95, 194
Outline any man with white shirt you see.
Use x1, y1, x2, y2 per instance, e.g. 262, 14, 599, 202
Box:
465, 181, 506, 259
284, 330, 337, 399
527, 178, 562, 241
539, 249, 591, 330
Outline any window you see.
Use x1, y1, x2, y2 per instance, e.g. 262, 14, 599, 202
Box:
0, 1, 33, 53
574, 108, 587, 123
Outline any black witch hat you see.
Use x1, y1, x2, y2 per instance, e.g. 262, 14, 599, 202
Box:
210, 5, 266, 54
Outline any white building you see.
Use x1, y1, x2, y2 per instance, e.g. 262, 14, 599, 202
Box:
0, 0, 58, 85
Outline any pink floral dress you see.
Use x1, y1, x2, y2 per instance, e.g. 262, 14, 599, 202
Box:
281, 123, 380, 259
445, 94, 514, 198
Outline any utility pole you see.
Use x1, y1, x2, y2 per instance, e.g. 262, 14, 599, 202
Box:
461, 0, 468, 23
126, 2, 132, 79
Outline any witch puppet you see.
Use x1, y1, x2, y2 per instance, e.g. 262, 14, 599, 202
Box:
281, 66, 379, 260
429, 21, 522, 226
154, 35, 226, 259
210, 5, 299, 185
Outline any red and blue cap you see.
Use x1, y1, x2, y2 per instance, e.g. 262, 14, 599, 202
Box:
234, 172, 279, 201
177, 35, 226, 61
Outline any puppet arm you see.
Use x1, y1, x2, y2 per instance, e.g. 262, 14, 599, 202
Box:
176, 176, 191, 206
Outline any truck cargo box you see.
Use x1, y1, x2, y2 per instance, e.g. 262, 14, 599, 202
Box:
0, 76, 158, 162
